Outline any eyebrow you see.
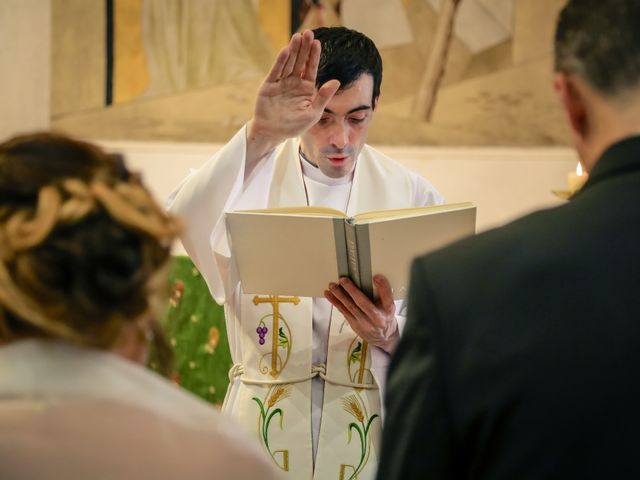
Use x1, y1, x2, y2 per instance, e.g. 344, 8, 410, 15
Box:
324, 105, 371, 115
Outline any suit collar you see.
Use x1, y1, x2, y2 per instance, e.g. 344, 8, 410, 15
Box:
576, 135, 640, 196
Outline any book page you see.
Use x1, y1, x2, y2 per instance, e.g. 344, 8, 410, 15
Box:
352, 202, 474, 224
236, 206, 346, 217
226, 212, 346, 297
363, 206, 476, 298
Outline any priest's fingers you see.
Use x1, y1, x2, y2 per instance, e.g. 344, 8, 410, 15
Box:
324, 284, 374, 328
333, 279, 373, 315
327, 291, 397, 351
292, 30, 314, 77
265, 46, 291, 83
325, 289, 375, 338
281, 33, 303, 78
373, 275, 395, 313
324, 289, 355, 321
302, 39, 321, 81
327, 281, 387, 335
312, 79, 340, 113
337, 277, 390, 329
325, 283, 362, 318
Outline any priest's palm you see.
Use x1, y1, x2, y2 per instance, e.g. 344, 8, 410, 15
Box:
255, 76, 324, 140
251, 30, 340, 143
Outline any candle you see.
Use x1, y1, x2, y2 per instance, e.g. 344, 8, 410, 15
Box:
567, 162, 588, 193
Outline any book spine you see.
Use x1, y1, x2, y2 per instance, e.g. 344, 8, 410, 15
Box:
333, 218, 350, 278
344, 221, 362, 289
345, 221, 375, 299
353, 223, 374, 300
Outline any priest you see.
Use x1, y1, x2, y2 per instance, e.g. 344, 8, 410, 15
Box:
168, 27, 442, 479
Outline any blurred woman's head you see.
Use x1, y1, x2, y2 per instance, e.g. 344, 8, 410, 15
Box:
0, 132, 180, 369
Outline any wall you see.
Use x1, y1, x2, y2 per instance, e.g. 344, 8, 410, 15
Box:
51, 0, 104, 116
49, 0, 572, 146
0, 0, 51, 140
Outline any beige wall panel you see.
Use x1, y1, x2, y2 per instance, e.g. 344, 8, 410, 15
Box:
381, 0, 471, 104
51, 79, 259, 142
461, 40, 512, 82
52, 58, 571, 147
258, 0, 290, 52
51, 0, 104, 116
430, 57, 571, 145
512, 0, 566, 65
139, 1, 271, 97
48, 0, 572, 147
372, 57, 571, 146
114, 0, 149, 104
0, 0, 50, 140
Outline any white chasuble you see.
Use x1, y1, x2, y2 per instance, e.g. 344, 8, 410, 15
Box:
168, 126, 442, 479
225, 138, 412, 479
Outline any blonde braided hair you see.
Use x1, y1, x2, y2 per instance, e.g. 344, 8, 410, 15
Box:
0, 133, 181, 352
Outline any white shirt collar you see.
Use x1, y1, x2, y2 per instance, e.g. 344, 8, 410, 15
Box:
299, 150, 353, 186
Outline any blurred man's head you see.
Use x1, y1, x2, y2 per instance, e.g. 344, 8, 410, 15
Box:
300, 27, 382, 178
554, 0, 640, 168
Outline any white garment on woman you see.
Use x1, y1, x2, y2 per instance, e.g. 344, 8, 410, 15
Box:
0, 340, 279, 480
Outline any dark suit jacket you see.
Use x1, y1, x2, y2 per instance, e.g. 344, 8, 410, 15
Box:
377, 136, 640, 479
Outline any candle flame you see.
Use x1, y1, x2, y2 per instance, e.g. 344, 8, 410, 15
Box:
576, 162, 584, 176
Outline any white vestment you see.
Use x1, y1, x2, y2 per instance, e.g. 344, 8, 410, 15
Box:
0, 340, 278, 480
168, 125, 443, 479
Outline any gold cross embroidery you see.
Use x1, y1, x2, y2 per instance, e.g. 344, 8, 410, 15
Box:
357, 340, 369, 384
253, 295, 300, 377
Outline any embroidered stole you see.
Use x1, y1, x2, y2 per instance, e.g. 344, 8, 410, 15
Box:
227, 139, 413, 479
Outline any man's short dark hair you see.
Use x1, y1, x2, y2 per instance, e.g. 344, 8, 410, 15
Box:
313, 27, 382, 107
555, 0, 640, 98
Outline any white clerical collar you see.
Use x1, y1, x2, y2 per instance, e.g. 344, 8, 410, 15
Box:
299, 150, 353, 186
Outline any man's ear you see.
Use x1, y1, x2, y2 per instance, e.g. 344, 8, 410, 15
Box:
554, 73, 588, 139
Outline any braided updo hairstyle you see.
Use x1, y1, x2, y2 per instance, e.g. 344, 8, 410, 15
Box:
0, 132, 181, 366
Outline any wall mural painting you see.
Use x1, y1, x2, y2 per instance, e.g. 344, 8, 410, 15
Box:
51, 0, 571, 146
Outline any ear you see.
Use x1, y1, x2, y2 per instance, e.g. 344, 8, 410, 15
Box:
554, 73, 588, 139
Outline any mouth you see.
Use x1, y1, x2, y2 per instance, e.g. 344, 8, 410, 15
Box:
327, 155, 348, 165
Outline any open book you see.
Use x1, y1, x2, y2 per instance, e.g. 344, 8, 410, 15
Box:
225, 202, 476, 299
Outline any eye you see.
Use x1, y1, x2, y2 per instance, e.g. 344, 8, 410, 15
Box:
349, 116, 366, 125
317, 116, 331, 125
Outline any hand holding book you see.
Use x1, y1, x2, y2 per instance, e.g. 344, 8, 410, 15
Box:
325, 275, 399, 354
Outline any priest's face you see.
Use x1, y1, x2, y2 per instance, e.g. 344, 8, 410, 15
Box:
300, 74, 377, 179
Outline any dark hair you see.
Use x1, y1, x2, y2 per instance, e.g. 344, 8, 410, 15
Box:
313, 26, 382, 107
555, 0, 640, 97
0, 132, 180, 373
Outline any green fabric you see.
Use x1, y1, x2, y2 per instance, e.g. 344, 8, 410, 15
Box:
152, 256, 231, 406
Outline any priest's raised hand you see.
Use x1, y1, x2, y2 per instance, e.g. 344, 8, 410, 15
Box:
246, 29, 340, 172
325, 275, 400, 354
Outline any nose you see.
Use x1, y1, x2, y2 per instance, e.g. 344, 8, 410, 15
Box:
328, 121, 349, 149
